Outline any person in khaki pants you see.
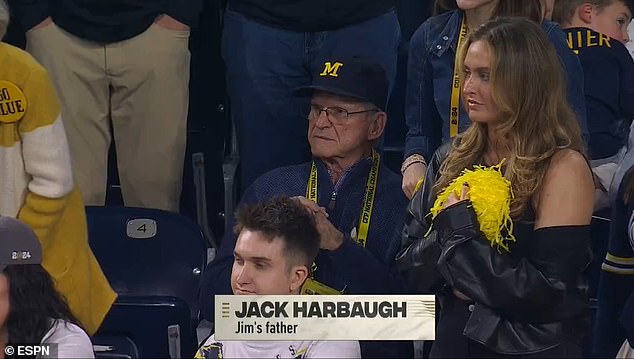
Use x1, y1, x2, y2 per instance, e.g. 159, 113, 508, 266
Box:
9, 0, 202, 211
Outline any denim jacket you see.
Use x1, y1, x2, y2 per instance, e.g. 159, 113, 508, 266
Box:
404, 10, 588, 160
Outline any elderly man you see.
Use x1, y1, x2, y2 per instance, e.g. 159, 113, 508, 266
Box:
199, 57, 411, 358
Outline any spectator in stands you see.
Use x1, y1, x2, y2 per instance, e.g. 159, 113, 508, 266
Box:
223, 0, 400, 191
619, 291, 634, 358
8, 0, 202, 212
195, 197, 361, 358
592, 165, 634, 357
200, 57, 410, 358
553, 0, 634, 160
397, 17, 594, 357
609, 121, 634, 201
401, 0, 587, 199
0, 216, 95, 358
0, 0, 115, 334
553, 0, 634, 211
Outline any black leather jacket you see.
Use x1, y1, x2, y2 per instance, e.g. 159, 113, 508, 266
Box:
396, 145, 592, 354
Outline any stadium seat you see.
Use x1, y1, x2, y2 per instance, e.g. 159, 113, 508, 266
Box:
86, 206, 207, 358
95, 297, 197, 358
93, 334, 140, 359
181, 0, 228, 242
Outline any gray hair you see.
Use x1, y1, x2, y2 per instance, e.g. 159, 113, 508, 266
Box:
0, 0, 8, 40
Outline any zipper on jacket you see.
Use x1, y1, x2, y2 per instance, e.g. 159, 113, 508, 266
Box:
328, 191, 337, 210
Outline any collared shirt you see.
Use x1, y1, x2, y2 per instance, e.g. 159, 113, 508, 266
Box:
404, 10, 588, 160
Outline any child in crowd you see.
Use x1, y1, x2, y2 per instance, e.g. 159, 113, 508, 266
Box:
553, 0, 634, 208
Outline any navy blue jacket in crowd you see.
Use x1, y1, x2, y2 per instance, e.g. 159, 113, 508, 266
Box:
199, 157, 410, 357
564, 28, 634, 160
623, 292, 634, 352
593, 166, 634, 357
404, 10, 587, 161
228, 0, 395, 32
9, 0, 203, 43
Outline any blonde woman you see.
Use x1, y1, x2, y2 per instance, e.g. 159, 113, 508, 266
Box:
0, 0, 115, 335
397, 17, 594, 357
401, 0, 586, 200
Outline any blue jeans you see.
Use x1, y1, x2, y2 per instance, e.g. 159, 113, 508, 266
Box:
222, 9, 401, 191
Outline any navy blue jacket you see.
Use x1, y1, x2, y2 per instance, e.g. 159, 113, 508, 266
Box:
593, 166, 634, 357
199, 158, 410, 357
404, 10, 587, 160
9, 0, 202, 43
228, 0, 395, 32
564, 28, 634, 160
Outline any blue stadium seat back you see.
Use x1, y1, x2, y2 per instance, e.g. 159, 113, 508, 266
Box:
92, 334, 140, 359
86, 206, 207, 320
96, 296, 198, 359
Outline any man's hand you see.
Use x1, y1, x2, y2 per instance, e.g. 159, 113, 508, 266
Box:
154, 14, 189, 31
313, 210, 344, 251
293, 196, 344, 251
30, 17, 53, 31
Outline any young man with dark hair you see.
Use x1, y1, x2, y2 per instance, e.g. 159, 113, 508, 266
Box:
231, 195, 320, 296
195, 197, 360, 358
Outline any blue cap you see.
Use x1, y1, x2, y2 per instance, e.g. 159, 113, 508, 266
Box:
294, 57, 389, 111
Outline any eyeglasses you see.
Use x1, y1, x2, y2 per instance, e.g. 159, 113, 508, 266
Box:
308, 104, 379, 123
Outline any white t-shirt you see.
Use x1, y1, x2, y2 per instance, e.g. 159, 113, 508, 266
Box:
40, 319, 94, 358
195, 334, 361, 358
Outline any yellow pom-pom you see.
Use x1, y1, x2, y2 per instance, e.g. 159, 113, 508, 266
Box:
430, 161, 516, 252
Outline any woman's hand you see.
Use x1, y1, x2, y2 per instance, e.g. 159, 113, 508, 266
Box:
402, 162, 427, 199
443, 183, 470, 209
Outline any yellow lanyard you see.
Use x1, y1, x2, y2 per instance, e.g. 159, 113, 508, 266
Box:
306, 149, 380, 247
301, 150, 380, 295
449, 17, 468, 138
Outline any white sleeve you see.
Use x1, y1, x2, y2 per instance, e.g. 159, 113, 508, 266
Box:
305, 340, 361, 358
40, 321, 95, 358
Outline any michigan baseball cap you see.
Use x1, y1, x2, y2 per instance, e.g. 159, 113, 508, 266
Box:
294, 57, 389, 111
0, 217, 42, 271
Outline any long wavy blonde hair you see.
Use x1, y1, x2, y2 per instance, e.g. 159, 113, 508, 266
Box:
434, 17, 585, 219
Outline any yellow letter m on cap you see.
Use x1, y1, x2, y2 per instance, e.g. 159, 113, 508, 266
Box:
320, 62, 344, 77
